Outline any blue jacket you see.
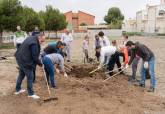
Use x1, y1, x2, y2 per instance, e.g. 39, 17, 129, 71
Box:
15, 36, 42, 69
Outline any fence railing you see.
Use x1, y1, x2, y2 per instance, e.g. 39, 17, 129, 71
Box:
2, 35, 14, 43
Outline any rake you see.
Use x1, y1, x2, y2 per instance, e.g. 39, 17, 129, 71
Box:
42, 64, 58, 103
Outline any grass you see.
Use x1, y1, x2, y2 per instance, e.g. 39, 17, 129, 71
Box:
0, 43, 14, 50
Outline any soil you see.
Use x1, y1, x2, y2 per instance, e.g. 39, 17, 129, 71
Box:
0, 36, 165, 114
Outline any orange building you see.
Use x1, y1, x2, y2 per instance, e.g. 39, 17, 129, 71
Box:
64, 11, 95, 31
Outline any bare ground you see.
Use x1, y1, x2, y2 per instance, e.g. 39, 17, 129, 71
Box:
0, 36, 165, 114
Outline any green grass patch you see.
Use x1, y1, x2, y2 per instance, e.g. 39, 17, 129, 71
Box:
0, 43, 14, 49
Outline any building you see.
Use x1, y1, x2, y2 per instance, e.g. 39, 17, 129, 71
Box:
122, 19, 136, 32
64, 11, 95, 31
123, 0, 165, 34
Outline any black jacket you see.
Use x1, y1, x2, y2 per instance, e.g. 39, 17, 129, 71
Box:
15, 36, 42, 69
128, 42, 154, 65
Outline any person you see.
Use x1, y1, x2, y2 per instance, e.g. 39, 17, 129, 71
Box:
94, 34, 101, 61
14, 32, 45, 99
122, 36, 140, 82
42, 53, 68, 88
96, 45, 128, 76
61, 30, 73, 62
98, 31, 110, 47
112, 40, 129, 74
123, 35, 129, 46
128, 48, 140, 82
43, 41, 66, 57
82, 35, 89, 63
32, 27, 40, 36
126, 41, 156, 92
13, 26, 27, 49
31, 27, 41, 83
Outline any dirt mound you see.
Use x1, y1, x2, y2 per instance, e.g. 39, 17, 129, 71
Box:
68, 64, 106, 79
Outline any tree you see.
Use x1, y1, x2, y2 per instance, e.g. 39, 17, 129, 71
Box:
0, 0, 25, 44
41, 5, 67, 37
104, 7, 124, 29
23, 7, 45, 32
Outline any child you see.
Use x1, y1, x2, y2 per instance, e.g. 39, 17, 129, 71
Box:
98, 31, 110, 47
123, 35, 129, 46
94, 34, 101, 61
83, 35, 89, 63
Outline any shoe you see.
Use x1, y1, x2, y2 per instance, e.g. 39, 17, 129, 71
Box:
28, 94, 40, 99
67, 60, 70, 62
147, 88, 155, 92
51, 86, 58, 89
139, 83, 145, 87
14, 89, 26, 95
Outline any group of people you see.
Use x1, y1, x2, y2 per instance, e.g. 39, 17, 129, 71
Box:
13, 27, 156, 100
82, 31, 156, 93
14, 26, 73, 99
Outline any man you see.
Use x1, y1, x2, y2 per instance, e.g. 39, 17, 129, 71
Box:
98, 31, 110, 47
122, 36, 140, 82
14, 33, 45, 99
42, 53, 68, 88
96, 45, 128, 76
61, 30, 73, 62
32, 26, 40, 36
128, 48, 140, 82
31, 27, 40, 83
14, 26, 27, 49
43, 41, 66, 57
126, 41, 156, 92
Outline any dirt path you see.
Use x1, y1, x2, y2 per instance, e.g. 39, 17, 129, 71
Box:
0, 36, 165, 114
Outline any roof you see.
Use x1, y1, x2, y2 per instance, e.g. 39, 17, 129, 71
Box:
64, 11, 95, 18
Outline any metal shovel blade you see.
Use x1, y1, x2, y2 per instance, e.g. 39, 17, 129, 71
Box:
43, 97, 58, 103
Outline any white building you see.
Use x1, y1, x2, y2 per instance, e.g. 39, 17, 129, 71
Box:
123, 0, 165, 34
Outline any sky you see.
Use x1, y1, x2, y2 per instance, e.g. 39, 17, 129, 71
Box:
21, 0, 160, 24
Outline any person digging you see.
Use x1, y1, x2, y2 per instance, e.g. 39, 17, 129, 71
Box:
126, 41, 156, 92
14, 33, 45, 99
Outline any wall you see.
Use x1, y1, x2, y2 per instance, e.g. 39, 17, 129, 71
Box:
78, 11, 95, 26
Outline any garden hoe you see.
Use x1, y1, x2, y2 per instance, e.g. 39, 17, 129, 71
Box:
42, 64, 58, 103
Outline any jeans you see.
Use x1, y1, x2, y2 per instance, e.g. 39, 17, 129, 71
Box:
42, 57, 55, 87
16, 62, 34, 95
131, 57, 140, 79
83, 49, 89, 63
140, 57, 156, 88
16, 43, 21, 50
33, 65, 36, 83
64, 44, 71, 61
108, 52, 121, 76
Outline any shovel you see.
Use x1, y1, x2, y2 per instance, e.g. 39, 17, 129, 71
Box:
89, 64, 106, 74
103, 67, 127, 82
42, 64, 58, 103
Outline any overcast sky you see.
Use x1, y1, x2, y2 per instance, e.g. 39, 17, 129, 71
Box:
21, 0, 160, 24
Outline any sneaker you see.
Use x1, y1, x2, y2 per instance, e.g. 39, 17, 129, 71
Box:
28, 94, 40, 99
51, 86, 58, 89
67, 60, 70, 62
14, 89, 26, 95
139, 83, 145, 87
147, 88, 155, 92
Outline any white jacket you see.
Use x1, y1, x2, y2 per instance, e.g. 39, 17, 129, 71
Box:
100, 46, 116, 65
61, 33, 73, 45
99, 36, 110, 47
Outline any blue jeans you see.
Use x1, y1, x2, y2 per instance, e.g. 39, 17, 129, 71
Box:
131, 57, 140, 79
140, 57, 156, 88
16, 43, 21, 50
16, 62, 34, 95
42, 57, 55, 87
